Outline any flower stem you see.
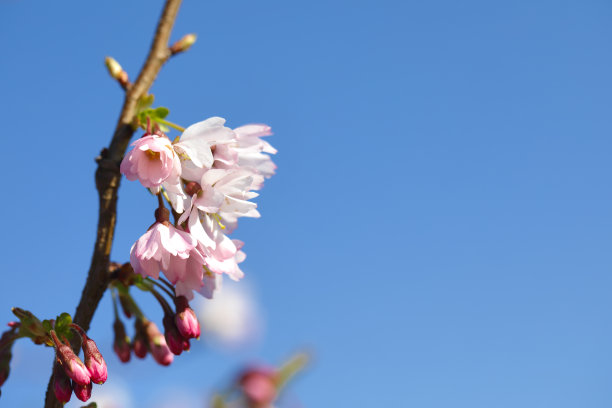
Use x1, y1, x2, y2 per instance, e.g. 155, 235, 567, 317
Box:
156, 118, 185, 132
150, 287, 174, 315
146, 277, 176, 299
110, 289, 120, 320
159, 276, 176, 293
157, 192, 165, 210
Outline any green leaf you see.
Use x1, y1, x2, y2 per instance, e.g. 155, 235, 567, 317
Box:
136, 94, 155, 113
12, 308, 46, 342
276, 352, 309, 391
81, 403, 98, 408
154, 107, 170, 119
53, 313, 73, 342
42, 320, 52, 333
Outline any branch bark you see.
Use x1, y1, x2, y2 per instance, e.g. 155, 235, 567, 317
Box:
44, 1, 183, 406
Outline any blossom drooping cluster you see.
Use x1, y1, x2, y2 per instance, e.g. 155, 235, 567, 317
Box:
120, 117, 276, 300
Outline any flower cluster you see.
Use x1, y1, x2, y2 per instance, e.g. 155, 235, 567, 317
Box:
50, 326, 107, 403
121, 117, 276, 300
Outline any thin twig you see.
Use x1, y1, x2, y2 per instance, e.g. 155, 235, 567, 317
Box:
43, 1, 183, 406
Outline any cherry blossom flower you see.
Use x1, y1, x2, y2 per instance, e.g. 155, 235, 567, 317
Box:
120, 135, 179, 189
214, 124, 277, 190
180, 211, 246, 281
129, 217, 205, 285
173, 117, 236, 182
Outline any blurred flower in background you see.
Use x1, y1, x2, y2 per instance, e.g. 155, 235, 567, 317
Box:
210, 353, 309, 408
196, 281, 263, 349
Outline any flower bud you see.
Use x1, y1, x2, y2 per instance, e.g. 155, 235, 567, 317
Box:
105, 57, 122, 78
116, 262, 136, 287
144, 320, 173, 366
174, 296, 200, 339
52, 361, 72, 403
132, 319, 148, 359
0, 354, 10, 388
113, 319, 131, 363
239, 367, 278, 408
104, 56, 128, 87
71, 324, 107, 384
50, 331, 90, 386
73, 381, 93, 402
0, 324, 18, 388
170, 33, 197, 54
118, 293, 133, 318
163, 314, 189, 355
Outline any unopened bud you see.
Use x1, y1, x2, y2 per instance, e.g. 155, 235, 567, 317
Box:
155, 207, 170, 223
50, 331, 91, 386
118, 294, 133, 318
174, 296, 200, 339
73, 381, 93, 402
71, 324, 107, 384
163, 314, 189, 355
113, 319, 131, 363
132, 319, 148, 359
170, 33, 197, 55
144, 320, 173, 366
239, 367, 278, 408
105, 57, 122, 78
184, 181, 202, 197
52, 361, 72, 403
0, 324, 18, 388
104, 57, 129, 88
117, 263, 136, 287
0, 354, 10, 388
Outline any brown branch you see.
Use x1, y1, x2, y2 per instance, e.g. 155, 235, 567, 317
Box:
44, 0, 183, 406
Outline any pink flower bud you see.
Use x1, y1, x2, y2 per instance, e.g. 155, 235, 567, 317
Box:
71, 324, 107, 384
133, 319, 148, 359
50, 331, 90, 386
0, 370, 8, 388
163, 314, 189, 355
174, 296, 200, 339
113, 319, 131, 363
52, 361, 72, 403
73, 381, 93, 402
144, 321, 173, 366
0, 325, 17, 388
239, 367, 278, 408
0, 361, 9, 388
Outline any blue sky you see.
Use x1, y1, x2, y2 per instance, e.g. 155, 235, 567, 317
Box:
1, 0, 612, 407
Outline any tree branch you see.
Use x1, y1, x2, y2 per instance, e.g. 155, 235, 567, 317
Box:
44, 1, 183, 406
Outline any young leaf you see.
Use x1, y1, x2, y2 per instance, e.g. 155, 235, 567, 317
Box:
154, 107, 170, 119
53, 313, 74, 342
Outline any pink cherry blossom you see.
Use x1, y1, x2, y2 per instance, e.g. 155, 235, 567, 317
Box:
129, 221, 205, 285
213, 124, 277, 190
120, 135, 179, 189
239, 367, 278, 407
173, 117, 236, 182
180, 211, 246, 282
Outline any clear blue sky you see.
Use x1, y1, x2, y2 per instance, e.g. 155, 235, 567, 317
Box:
1, 0, 611, 407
